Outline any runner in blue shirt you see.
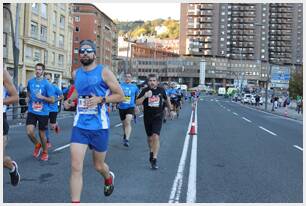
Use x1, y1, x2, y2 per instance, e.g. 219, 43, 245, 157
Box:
168, 82, 180, 118
63, 40, 124, 202
118, 73, 139, 147
26, 63, 55, 161
44, 74, 64, 148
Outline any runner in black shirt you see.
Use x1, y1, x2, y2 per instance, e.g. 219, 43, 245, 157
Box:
136, 74, 171, 169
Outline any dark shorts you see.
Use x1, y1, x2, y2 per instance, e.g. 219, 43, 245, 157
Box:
144, 113, 163, 137
119, 108, 135, 121
49, 112, 58, 124
26, 112, 49, 130
3, 113, 9, 135
71, 127, 109, 152
170, 98, 180, 109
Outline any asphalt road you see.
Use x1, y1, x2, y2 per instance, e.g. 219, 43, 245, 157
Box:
3, 95, 303, 203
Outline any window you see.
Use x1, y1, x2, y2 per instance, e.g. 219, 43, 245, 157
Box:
53, 11, 57, 25
59, 34, 64, 47
41, 3, 47, 19
44, 50, 48, 64
40, 26, 47, 42
75, 16, 80, 22
60, 15, 65, 28
32, 3, 39, 14
75, 26, 80, 32
34, 50, 41, 61
74, 48, 78, 54
58, 54, 64, 65
31, 21, 38, 38
25, 47, 32, 58
3, 32, 7, 47
52, 32, 56, 45
52, 52, 55, 64
74, 55, 78, 64
59, 4, 66, 10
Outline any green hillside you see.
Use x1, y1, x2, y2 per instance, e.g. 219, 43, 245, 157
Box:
115, 18, 179, 39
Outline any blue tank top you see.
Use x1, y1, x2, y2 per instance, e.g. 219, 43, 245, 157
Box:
3, 87, 8, 113
73, 64, 110, 130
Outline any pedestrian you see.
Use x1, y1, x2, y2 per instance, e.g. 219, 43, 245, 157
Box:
44, 74, 64, 148
63, 39, 124, 203
3, 68, 21, 186
26, 63, 55, 161
136, 74, 171, 169
297, 96, 303, 114
19, 87, 28, 118
118, 73, 139, 147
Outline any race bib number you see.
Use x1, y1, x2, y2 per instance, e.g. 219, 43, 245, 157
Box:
148, 95, 160, 107
123, 96, 131, 104
32, 102, 43, 112
78, 96, 98, 115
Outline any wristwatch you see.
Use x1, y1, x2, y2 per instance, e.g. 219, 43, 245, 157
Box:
101, 96, 106, 104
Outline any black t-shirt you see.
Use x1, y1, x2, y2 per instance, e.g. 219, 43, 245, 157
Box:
137, 86, 167, 116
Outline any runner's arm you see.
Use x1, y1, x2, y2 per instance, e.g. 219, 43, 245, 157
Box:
3, 69, 18, 105
102, 66, 124, 103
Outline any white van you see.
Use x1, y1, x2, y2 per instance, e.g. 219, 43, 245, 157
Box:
218, 87, 226, 95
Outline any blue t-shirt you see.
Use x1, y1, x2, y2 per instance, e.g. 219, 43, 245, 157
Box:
118, 82, 139, 109
168, 88, 179, 100
27, 78, 53, 116
48, 84, 63, 112
73, 64, 110, 130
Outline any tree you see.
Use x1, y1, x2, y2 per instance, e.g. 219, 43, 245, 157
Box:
289, 68, 303, 98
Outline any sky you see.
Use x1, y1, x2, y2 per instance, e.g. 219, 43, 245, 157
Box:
94, 3, 180, 21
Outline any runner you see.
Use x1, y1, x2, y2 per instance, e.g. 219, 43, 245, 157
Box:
136, 74, 171, 170
26, 63, 55, 161
168, 82, 180, 119
118, 73, 139, 147
63, 39, 124, 203
3, 69, 20, 186
162, 82, 170, 123
44, 73, 64, 148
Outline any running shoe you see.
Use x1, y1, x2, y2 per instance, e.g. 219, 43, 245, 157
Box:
9, 161, 20, 186
54, 125, 61, 134
33, 143, 42, 158
40, 152, 49, 161
123, 139, 129, 147
149, 152, 153, 163
104, 171, 115, 196
151, 158, 158, 170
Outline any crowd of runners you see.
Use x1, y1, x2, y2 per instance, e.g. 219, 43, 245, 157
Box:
3, 39, 200, 203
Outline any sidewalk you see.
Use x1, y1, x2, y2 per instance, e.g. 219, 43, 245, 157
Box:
246, 101, 303, 122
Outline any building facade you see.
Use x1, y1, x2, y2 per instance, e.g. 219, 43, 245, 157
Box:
3, 3, 73, 87
71, 3, 118, 74
180, 3, 303, 65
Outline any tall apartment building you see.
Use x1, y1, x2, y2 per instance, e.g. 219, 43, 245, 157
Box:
71, 3, 118, 74
3, 3, 73, 87
180, 3, 303, 65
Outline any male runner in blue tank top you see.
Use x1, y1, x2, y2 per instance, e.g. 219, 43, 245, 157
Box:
64, 40, 124, 203
118, 73, 139, 147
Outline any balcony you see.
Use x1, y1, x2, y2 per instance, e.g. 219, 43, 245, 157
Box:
199, 17, 213, 22
200, 10, 213, 16
200, 4, 214, 10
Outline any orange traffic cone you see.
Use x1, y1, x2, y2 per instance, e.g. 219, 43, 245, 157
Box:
189, 122, 196, 135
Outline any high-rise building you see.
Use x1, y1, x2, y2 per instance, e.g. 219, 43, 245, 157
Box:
180, 3, 303, 65
3, 3, 74, 87
71, 3, 118, 74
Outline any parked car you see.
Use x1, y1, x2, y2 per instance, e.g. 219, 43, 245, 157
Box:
251, 94, 264, 105
241, 94, 252, 104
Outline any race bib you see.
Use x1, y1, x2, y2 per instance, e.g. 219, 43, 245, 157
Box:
148, 95, 160, 107
32, 102, 43, 112
123, 96, 131, 104
78, 96, 98, 115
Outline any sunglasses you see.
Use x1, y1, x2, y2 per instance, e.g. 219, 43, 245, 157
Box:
79, 48, 95, 54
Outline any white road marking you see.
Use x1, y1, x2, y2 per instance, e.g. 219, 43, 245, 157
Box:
169, 106, 193, 203
259, 126, 277, 136
242, 117, 252, 123
53, 144, 70, 152
293, 145, 303, 151
187, 103, 197, 203
233, 112, 238, 116
115, 123, 122, 127
227, 109, 231, 112
139, 114, 144, 118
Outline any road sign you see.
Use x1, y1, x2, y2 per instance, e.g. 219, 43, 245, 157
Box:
271, 66, 290, 82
